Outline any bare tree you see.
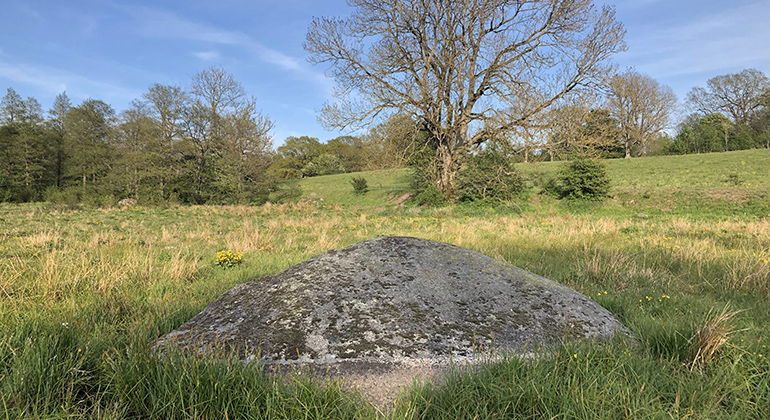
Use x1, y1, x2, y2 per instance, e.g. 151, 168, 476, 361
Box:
306, 0, 625, 196
182, 67, 273, 201
535, 92, 619, 159
686, 69, 770, 125
219, 99, 275, 196
191, 67, 246, 117
606, 71, 676, 158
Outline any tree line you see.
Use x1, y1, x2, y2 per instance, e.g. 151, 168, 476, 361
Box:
0, 68, 419, 204
2, 66, 767, 205
508, 68, 770, 161
3, 1, 770, 204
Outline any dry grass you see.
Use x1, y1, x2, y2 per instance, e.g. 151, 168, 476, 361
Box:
3, 203, 768, 303
688, 304, 744, 371
1, 200, 769, 418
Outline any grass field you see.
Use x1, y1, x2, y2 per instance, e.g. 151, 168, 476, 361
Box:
1, 149, 769, 418
301, 149, 770, 219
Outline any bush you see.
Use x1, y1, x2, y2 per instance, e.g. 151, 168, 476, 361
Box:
723, 173, 744, 186
302, 153, 345, 177
456, 150, 525, 202
412, 185, 446, 206
349, 177, 368, 195
546, 157, 611, 200
44, 186, 82, 209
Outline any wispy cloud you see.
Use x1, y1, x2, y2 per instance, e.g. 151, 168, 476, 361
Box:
620, 0, 770, 78
0, 58, 140, 103
123, 6, 327, 89
192, 50, 221, 62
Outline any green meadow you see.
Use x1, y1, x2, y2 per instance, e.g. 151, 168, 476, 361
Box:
1, 149, 769, 418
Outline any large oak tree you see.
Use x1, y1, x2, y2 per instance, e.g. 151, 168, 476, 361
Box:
306, 0, 625, 195
687, 69, 770, 125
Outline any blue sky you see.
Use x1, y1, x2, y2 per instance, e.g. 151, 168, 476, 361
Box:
1, 0, 768, 144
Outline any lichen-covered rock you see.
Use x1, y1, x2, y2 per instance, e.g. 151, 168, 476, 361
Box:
156, 236, 630, 370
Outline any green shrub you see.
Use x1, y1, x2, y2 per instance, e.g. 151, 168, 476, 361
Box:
44, 186, 82, 209
547, 157, 611, 200
268, 181, 302, 203
349, 177, 368, 195
723, 173, 744, 186
456, 150, 525, 202
412, 185, 446, 206
408, 159, 448, 206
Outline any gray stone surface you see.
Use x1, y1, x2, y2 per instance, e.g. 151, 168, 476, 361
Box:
155, 236, 630, 370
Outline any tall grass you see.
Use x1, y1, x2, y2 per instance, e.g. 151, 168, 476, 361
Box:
1, 149, 769, 418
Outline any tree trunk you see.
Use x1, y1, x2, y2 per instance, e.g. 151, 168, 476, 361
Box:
436, 145, 460, 198
624, 138, 632, 159
724, 126, 729, 151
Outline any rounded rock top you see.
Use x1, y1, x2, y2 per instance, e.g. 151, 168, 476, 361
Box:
155, 236, 630, 369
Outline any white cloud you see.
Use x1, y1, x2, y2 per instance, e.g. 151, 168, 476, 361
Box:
619, 1, 770, 78
192, 50, 221, 61
0, 59, 140, 103
125, 5, 325, 86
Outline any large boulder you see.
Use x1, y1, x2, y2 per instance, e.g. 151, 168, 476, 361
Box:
156, 236, 630, 370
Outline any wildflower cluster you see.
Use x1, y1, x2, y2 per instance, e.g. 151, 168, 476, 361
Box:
639, 294, 671, 303
216, 250, 243, 268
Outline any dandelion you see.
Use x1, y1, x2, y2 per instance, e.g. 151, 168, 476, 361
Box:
216, 250, 244, 268
573, 353, 578, 359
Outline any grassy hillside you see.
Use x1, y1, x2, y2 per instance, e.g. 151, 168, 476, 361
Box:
1, 149, 769, 418
298, 149, 770, 218
298, 167, 412, 206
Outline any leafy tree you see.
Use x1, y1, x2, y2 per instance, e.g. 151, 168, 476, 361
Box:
325, 136, 367, 172
0, 88, 26, 124
48, 92, 72, 187
541, 102, 623, 160
273, 136, 323, 178
63, 99, 115, 188
214, 100, 274, 202
0, 88, 49, 201
671, 114, 733, 154
109, 104, 165, 202
176, 67, 274, 203
302, 153, 345, 177
306, 0, 626, 197
362, 114, 427, 170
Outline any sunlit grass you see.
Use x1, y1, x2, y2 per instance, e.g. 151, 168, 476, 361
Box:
1, 148, 770, 418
